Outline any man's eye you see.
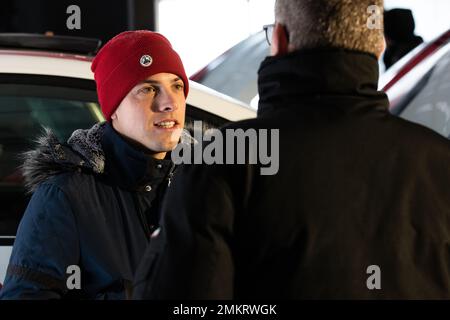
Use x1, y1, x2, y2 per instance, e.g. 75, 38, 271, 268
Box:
174, 84, 184, 91
139, 86, 156, 94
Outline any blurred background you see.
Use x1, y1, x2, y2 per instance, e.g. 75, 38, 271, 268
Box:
159, 0, 450, 75
1, 0, 449, 75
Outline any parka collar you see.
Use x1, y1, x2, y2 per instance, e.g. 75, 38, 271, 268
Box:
257, 47, 389, 116
21, 122, 176, 193
100, 122, 174, 191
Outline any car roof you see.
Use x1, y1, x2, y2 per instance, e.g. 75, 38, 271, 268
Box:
0, 49, 94, 79
0, 33, 101, 55
0, 48, 256, 122
190, 31, 269, 105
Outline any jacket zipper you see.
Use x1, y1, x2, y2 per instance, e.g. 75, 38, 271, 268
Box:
132, 193, 152, 241
166, 162, 176, 187
134, 162, 176, 241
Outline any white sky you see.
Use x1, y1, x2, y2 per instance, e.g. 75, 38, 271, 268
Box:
157, 0, 450, 76
384, 0, 450, 41
156, 0, 275, 75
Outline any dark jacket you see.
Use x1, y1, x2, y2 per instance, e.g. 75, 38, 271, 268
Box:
0, 122, 175, 299
133, 49, 450, 299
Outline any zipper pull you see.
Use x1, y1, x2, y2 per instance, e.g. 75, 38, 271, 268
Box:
167, 163, 176, 187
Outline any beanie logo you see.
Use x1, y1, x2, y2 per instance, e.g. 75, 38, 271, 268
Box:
140, 54, 153, 67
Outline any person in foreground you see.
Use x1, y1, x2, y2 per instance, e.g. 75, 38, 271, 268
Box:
0, 30, 189, 299
133, 0, 450, 299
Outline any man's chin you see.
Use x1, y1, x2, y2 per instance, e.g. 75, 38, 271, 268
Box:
149, 129, 182, 144
145, 129, 181, 148
146, 142, 178, 154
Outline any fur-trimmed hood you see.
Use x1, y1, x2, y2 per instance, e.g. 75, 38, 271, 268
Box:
21, 122, 195, 193
21, 122, 107, 193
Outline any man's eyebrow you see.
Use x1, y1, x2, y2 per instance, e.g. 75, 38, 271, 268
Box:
140, 77, 182, 85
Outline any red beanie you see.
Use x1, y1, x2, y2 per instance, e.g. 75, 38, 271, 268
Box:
91, 30, 189, 121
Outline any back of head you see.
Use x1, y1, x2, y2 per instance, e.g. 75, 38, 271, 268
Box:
275, 0, 385, 57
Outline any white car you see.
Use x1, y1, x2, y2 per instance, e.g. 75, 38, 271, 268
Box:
0, 34, 256, 286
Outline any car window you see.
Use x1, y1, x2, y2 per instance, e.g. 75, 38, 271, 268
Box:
193, 31, 269, 105
0, 75, 101, 239
395, 50, 450, 138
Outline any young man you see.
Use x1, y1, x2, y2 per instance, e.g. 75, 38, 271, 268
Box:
134, 0, 450, 299
0, 30, 189, 299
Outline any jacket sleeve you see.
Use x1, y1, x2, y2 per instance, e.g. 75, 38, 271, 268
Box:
133, 163, 238, 299
0, 182, 80, 300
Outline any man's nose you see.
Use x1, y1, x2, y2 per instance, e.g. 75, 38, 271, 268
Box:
153, 89, 178, 112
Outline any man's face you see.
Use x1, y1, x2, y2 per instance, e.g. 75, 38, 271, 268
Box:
111, 72, 186, 159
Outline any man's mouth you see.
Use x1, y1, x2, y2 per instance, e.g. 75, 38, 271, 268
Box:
154, 119, 181, 130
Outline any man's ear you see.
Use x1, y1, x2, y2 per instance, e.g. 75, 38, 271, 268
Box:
271, 23, 289, 56
111, 112, 117, 120
379, 37, 387, 59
